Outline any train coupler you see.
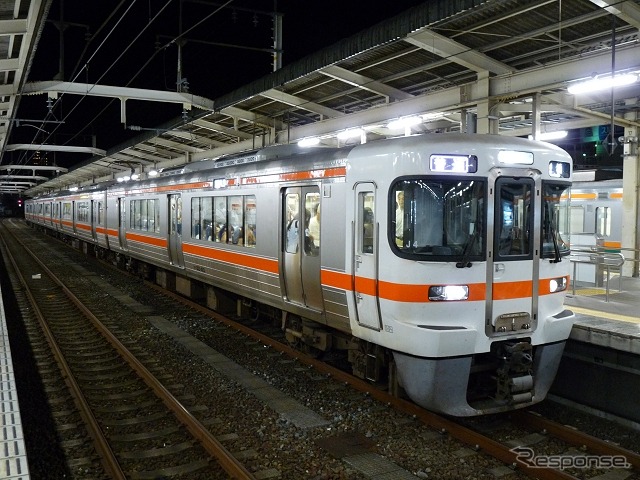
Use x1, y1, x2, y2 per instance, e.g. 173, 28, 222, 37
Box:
494, 341, 534, 404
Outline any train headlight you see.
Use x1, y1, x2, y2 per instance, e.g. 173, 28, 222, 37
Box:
549, 277, 567, 293
428, 285, 469, 301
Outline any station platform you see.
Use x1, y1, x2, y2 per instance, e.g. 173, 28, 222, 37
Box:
0, 284, 30, 479
564, 275, 640, 354
552, 275, 640, 425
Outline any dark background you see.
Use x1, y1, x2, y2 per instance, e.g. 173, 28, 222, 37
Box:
13, 0, 427, 166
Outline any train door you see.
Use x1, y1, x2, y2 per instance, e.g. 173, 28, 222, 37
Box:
118, 197, 128, 250
488, 176, 536, 333
91, 200, 98, 242
353, 184, 381, 330
281, 187, 323, 311
168, 194, 185, 268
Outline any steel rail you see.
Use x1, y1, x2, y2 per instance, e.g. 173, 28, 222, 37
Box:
5, 226, 255, 480
152, 283, 580, 480
512, 409, 640, 470
0, 230, 127, 480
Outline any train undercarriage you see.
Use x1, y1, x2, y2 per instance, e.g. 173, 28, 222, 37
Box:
38, 229, 554, 414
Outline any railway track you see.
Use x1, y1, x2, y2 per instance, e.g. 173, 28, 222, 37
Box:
0, 220, 253, 479
3, 218, 640, 480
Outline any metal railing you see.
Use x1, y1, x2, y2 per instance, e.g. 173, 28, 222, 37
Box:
569, 244, 629, 302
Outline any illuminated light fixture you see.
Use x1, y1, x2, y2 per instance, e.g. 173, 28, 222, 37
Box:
498, 150, 534, 165
549, 277, 567, 293
69, 186, 78, 192
298, 137, 320, 147
131, 173, 140, 181
548, 161, 570, 178
337, 128, 364, 140
567, 73, 638, 94
422, 112, 445, 120
529, 130, 568, 141
123, 175, 131, 182
117, 177, 125, 183
428, 285, 469, 301
387, 116, 422, 130
148, 169, 159, 177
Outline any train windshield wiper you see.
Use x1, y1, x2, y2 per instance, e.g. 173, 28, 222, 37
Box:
550, 225, 562, 263
456, 228, 480, 268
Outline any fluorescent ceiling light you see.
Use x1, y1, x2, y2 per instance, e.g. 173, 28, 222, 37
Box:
387, 116, 422, 130
528, 130, 568, 141
567, 74, 638, 94
298, 137, 320, 147
337, 128, 363, 140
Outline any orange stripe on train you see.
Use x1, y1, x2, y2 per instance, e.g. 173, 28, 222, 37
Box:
126, 232, 168, 248
182, 243, 279, 274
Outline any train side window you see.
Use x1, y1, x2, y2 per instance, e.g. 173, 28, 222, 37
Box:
201, 197, 213, 241
360, 192, 375, 254
192, 197, 202, 238
285, 193, 299, 253
151, 199, 159, 232
245, 196, 256, 247
140, 200, 149, 230
62, 202, 72, 220
305, 193, 320, 255
570, 206, 584, 234
97, 202, 104, 225
214, 198, 227, 242
596, 206, 611, 237
77, 202, 89, 223
228, 196, 244, 245
129, 201, 137, 229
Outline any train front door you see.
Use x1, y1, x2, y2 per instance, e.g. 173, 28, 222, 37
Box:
489, 176, 537, 334
168, 194, 185, 268
281, 187, 323, 311
353, 183, 381, 330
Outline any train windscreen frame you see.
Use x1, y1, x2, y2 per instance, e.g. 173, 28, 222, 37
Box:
541, 181, 571, 261
390, 177, 485, 262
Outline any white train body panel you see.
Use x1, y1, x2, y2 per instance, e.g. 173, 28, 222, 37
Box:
25, 133, 575, 415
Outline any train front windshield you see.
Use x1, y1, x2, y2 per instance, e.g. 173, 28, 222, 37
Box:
391, 178, 571, 262
392, 179, 485, 260
541, 182, 571, 259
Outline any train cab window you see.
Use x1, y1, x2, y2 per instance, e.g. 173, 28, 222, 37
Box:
541, 182, 571, 260
496, 180, 532, 258
391, 179, 485, 261
305, 193, 320, 256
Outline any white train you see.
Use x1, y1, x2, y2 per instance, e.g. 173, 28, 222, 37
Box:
569, 177, 623, 251
25, 133, 575, 416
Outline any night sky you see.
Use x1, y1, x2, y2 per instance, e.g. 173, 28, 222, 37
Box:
13, 0, 426, 168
